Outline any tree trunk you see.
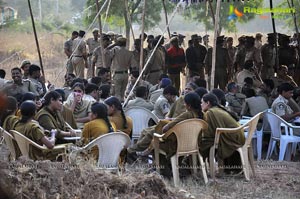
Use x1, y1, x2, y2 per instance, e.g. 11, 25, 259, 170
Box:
123, 4, 130, 49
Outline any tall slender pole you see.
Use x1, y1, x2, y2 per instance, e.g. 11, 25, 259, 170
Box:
28, 0, 46, 93
124, 0, 135, 41
39, 0, 42, 21
210, 0, 221, 90
162, 0, 171, 39
139, 0, 146, 73
28, 0, 45, 77
207, 0, 215, 25
95, 0, 105, 73
269, 0, 279, 70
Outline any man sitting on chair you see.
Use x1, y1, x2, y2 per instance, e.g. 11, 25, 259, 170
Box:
271, 83, 300, 122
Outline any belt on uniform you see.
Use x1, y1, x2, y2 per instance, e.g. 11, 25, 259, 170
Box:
115, 70, 128, 74
149, 69, 161, 73
74, 55, 83, 57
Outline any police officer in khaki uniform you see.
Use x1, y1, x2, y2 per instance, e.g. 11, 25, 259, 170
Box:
272, 65, 298, 88
108, 37, 137, 101
71, 30, 88, 78
144, 38, 165, 85
64, 31, 78, 74
272, 83, 300, 122
186, 34, 207, 80
244, 36, 263, 73
226, 37, 236, 81
86, 28, 100, 78
92, 35, 112, 75
261, 33, 276, 79
1, 67, 38, 101
20, 60, 31, 79
225, 82, 246, 116
28, 64, 46, 97
236, 60, 262, 89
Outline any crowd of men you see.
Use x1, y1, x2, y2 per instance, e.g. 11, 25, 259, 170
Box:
1, 29, 300, 165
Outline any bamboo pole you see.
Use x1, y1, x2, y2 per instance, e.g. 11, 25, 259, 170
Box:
27, 0, 44, 77
210, 0, 221, 90
124, 0, 135, 41
269, 0, 279, 70
207, 0, 215, 25
28, 0, 47, 93
95, 0, 105, 75
162, 0, 171, 39
139, 0, 146, 73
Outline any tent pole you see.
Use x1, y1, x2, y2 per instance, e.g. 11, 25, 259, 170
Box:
162, 0, 171, 39
269, 0, 279, 70
95, 0, 105, 76
27, 0, 47, 93
139, 0, 146, 73
210, 0, 221, 90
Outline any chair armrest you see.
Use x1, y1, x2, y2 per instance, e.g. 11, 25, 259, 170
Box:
153, 133, 164, 138
53, 143, 72, 150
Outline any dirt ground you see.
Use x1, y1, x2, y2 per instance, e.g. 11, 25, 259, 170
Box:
1, 143, 300, 199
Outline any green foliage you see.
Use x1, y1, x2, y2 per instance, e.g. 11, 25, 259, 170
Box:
84, 0, 175, 32
183, 0, 264, 33
278, 0, 300, 32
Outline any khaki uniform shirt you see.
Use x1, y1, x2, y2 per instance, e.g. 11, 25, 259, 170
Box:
126, 97, 154, 111
72, 37, 87, 57
225, 92, 246, 115
167, 96, 186, 118
92, 46, 111, 69
86, 38, 100, 55
36, 107, 68, 134
28, 77, 44, 96
152, 95, 171, 119
245, 47, 262, 66
1, 79, 38, 97
14, 122, 46, 160
64, 38, 73, 57
272, 76, 298, 88
145, 48, 165, 73
261, 43, 276, 68
271, 95, 293, 117
110, 46, 136, 73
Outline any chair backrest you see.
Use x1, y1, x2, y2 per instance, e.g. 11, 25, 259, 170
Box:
10, 130, 47, 158
167, 119, 208, 155
242, 112, 262, 147
125, 106, 159, 139
82, 132, 130, 168
265, 111, 286, 139
215, 112, 262, 148
1, 127, 16, 160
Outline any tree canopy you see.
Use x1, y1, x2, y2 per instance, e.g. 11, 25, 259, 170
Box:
182, 0, 264, 33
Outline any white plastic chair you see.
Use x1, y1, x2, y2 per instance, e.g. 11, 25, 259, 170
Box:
70, 132, 130, 171
240, 112, 267, 161
10, 130, 70, 160
153, 119, 208, 186
210, 112, 262, 181
125, 106, 159, 143
265, 112, 300, 161
1, 127, 16, 161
